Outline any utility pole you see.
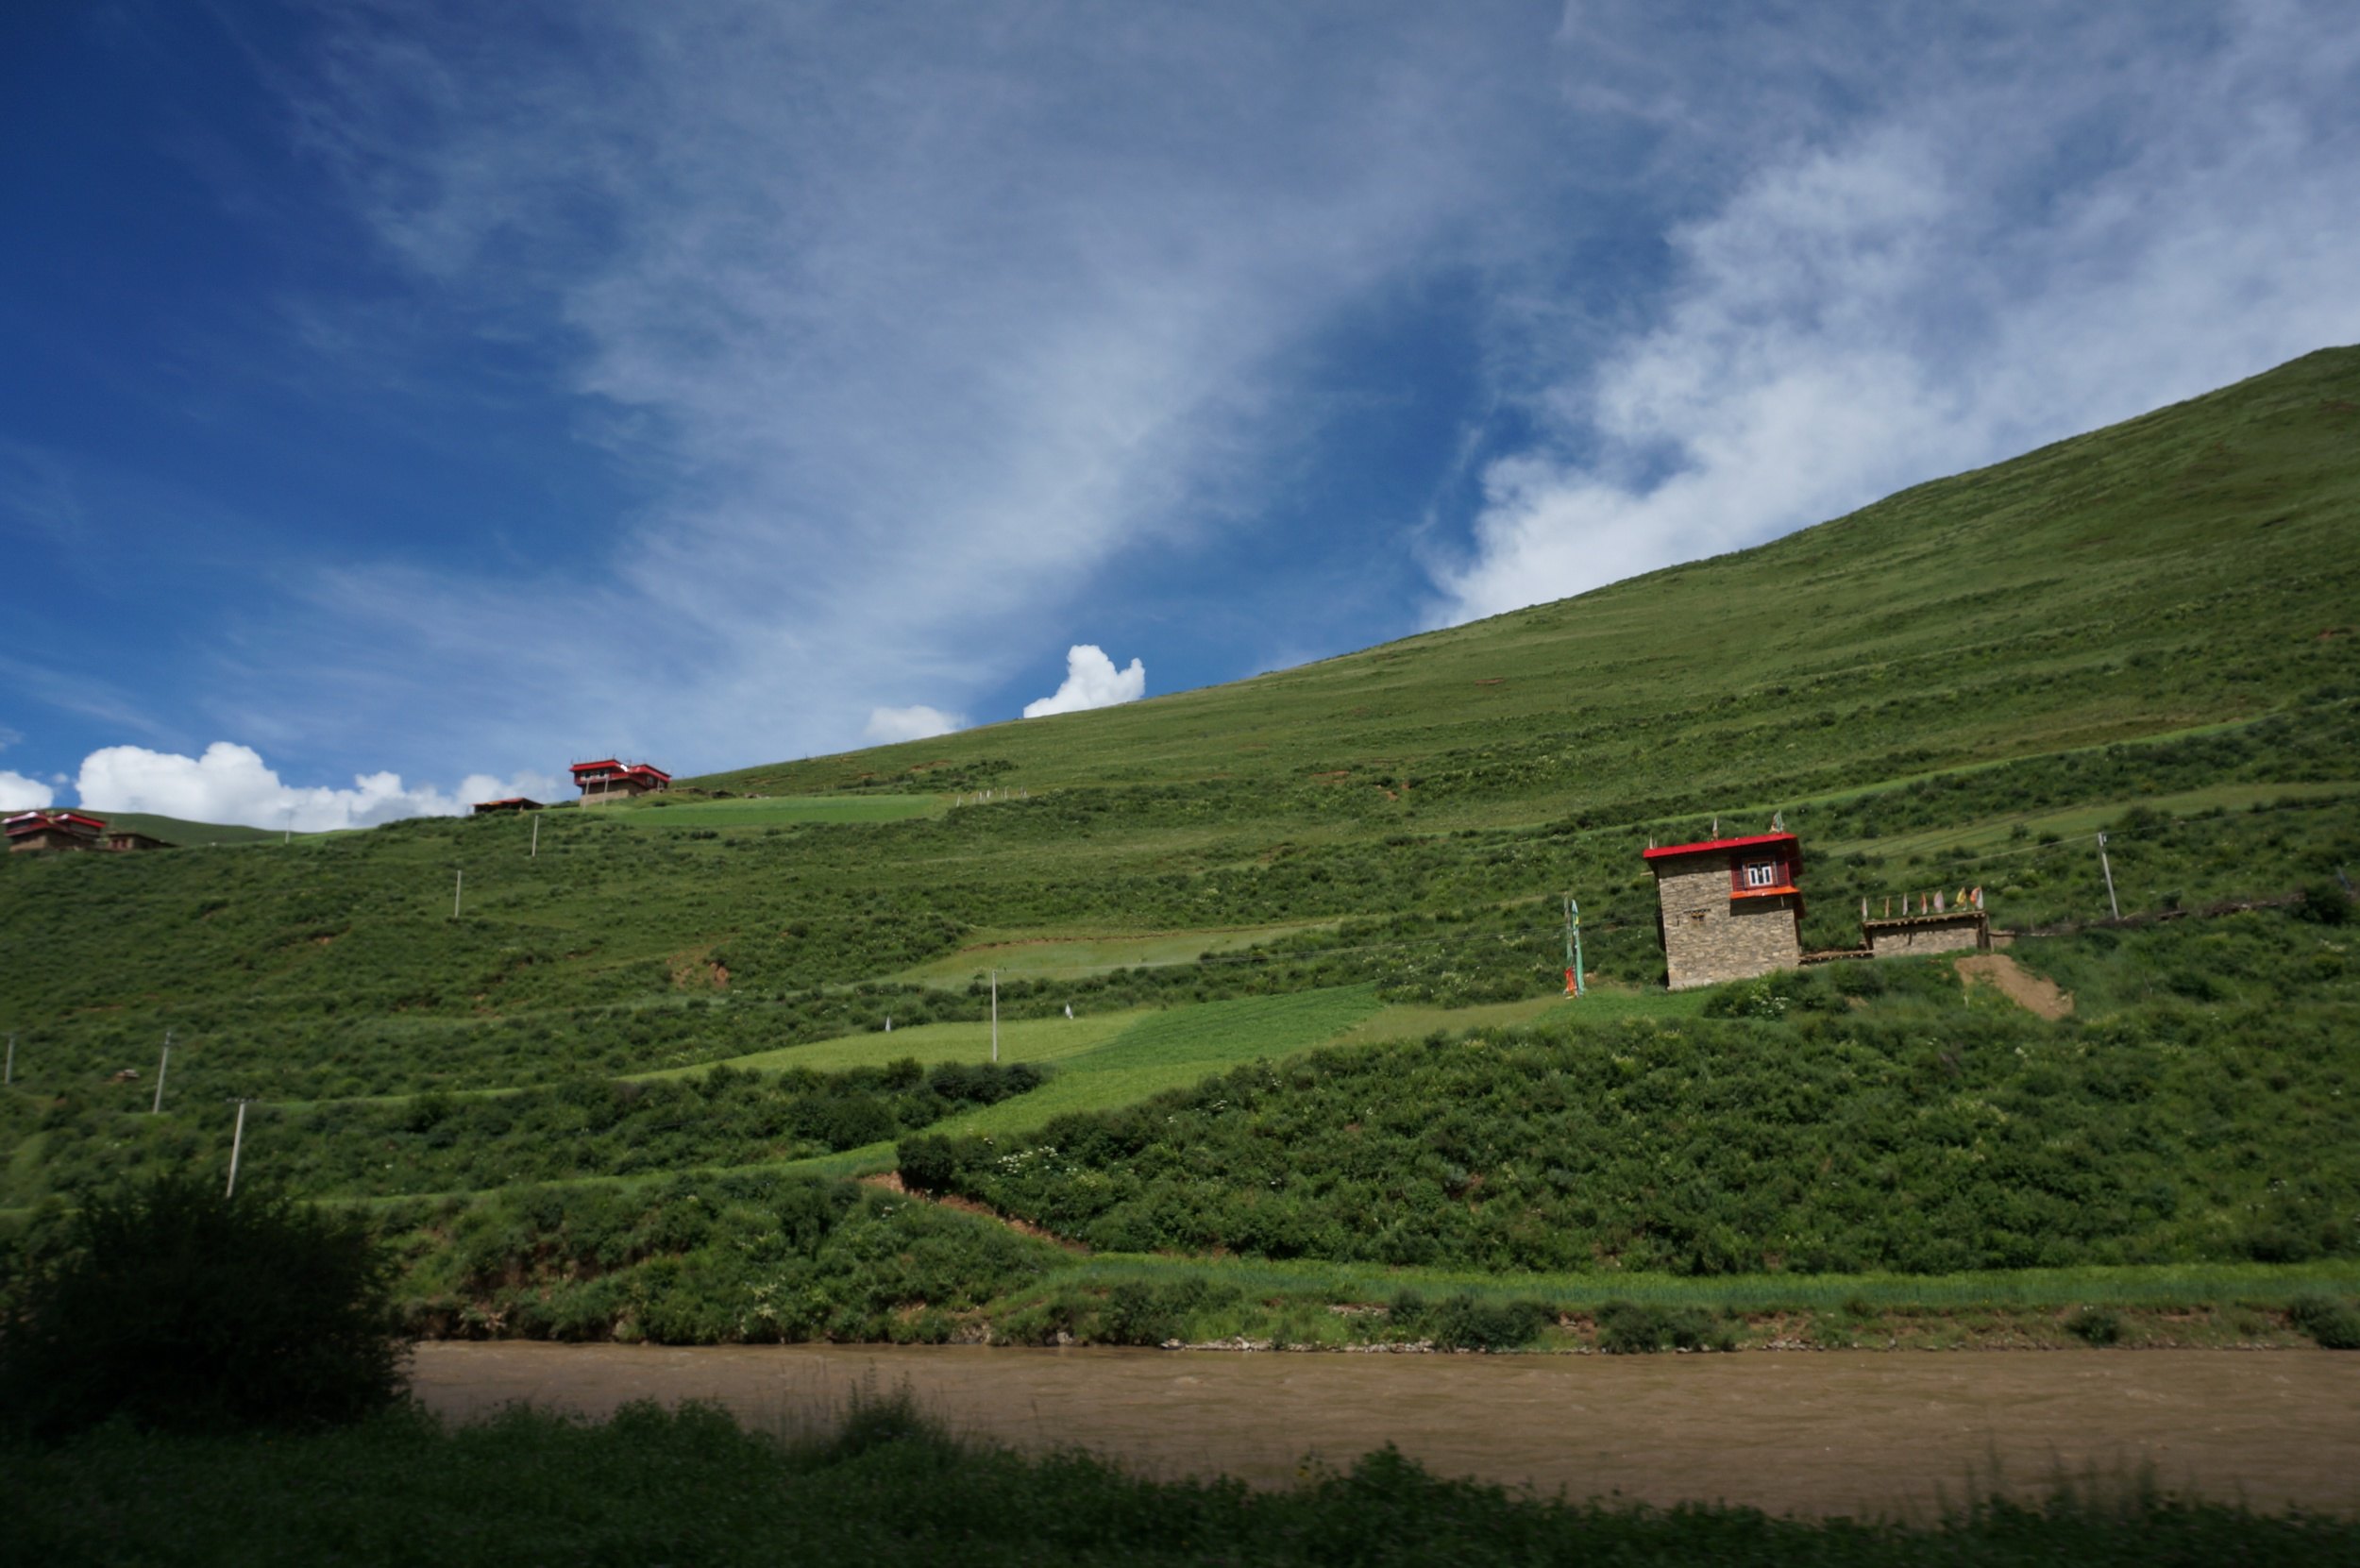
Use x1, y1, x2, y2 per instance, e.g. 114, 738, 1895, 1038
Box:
990, 970, 1000, 1064
2096, 832, 2120, 920
1563, 895, 1586, 997
152, 1030, 172, 1114
226, 1099, 251, 1197
530, 814, 540, 858
452, 869, 464, 919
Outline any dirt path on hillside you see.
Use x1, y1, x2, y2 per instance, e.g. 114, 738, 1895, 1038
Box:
408, 1343, 2359, 1520
1958, 953, 2074, 1019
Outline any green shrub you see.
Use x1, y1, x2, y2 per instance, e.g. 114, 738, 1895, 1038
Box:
0, 1173, 409, 1439
897, 1135, 960, 1193
1593, 1300, 1731, 1354
2065, 1306, 2122, 1345
2287, 1294, 2360, 1349
1423, 1292, 1551, 1351
2295, 883, 2352, 925
1096, 1277, 1232, 1345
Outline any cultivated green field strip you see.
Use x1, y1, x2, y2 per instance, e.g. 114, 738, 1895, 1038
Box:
883, 920, 1340, 987
630, 1010, 1150, 1079
926, 986, 1386, 1136
759, 986, 1392, 1179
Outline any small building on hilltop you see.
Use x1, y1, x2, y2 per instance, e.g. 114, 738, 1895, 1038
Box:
569, 759, 671, 804
1863, 908, 1989, 958
104, 828, 174, 852
472, 797, 544, 815
5, 810, 109, 853
1644, 830, 1804, 990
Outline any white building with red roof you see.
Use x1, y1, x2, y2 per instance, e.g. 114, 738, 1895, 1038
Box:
569, 759, 672, 804
5, 809, 110, 853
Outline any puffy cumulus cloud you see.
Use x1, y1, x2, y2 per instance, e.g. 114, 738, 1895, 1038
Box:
73, 743, 560, 831
1022, 646, 1146, 718
864, 705, 964, 744
0, 770, 56, 810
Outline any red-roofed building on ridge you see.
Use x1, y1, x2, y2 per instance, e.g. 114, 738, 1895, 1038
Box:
1643, 830, 1805, 990
6, 809, 110, 853
570, 759, 672, 804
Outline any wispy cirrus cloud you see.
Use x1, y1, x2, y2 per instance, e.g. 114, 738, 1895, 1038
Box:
25, 2, 2353, 803
254, 2, 1549, 772
1430, 1, 2360, 622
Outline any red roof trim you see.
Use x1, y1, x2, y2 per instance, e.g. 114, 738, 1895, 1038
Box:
1642, 831, 1797, 862
5, 810, 106, 835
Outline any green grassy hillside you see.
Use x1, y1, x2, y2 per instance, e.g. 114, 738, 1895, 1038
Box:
3, 347, 2356, 1346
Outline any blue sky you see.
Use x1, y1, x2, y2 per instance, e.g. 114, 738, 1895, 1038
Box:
4, 1, 2357, 827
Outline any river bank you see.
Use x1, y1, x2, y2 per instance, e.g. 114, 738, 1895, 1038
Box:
408, 1341, 2360, 1519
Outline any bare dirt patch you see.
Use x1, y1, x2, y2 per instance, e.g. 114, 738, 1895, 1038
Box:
860, 1172, 1088, 1252
1958, 953, 2074, 1019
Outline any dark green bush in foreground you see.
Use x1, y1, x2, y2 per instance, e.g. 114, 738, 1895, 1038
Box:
0, 1173, 409, 1439
4, 1395, 2354, 1567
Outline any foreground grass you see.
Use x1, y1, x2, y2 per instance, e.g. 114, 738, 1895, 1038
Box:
5, 1397, 2352, 1566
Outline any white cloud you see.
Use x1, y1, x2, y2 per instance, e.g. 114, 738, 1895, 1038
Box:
238, 4, 1537, 770
1022, 646, 1145, 718
864, 705, 964, 744
0, 771, 56, 811
1431, 2, 2360, 623
73, 742, 559, 831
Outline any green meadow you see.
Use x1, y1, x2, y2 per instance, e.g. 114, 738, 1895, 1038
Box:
3, 346, 2357, 1354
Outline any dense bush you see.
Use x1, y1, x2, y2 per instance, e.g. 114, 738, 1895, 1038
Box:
930, 929, 2359, 1276
0, 1174, 408, 1439
1593, 1300, 1733, 1354
2065, 1307, 2123, 1346
389, 1170, 1056, 1343
16, 1058, 1052, 1205
2286, 1294, 2360, 1350
1410, 1291, 1554, 1351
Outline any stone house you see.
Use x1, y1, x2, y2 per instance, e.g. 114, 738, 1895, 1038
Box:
1862, 909, 1989, 957
1644, 831, 1804, 990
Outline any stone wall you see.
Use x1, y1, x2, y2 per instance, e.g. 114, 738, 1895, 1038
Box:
1864, 914, 1989, 958
1653, 853, 1802, 990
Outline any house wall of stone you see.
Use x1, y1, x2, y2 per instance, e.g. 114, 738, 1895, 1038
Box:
1653, 853, 1802, 989
1866, 918, 1988, 957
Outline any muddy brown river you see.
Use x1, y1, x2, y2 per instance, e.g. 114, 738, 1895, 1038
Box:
410, 1343, 2360, 1519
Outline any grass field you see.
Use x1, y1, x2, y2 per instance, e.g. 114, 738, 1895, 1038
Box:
636, 1009, 1152, 1078
603, 794, 948, 827
884, 921, 1338, 987
3, 347, 2357, 1350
